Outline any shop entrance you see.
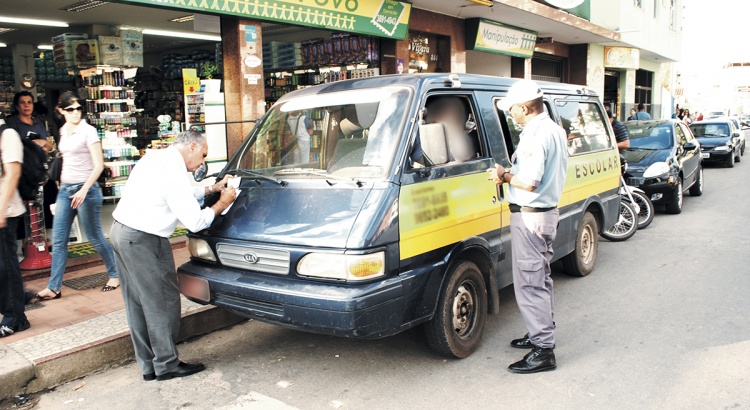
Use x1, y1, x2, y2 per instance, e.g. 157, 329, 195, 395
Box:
604, 70, 620, 118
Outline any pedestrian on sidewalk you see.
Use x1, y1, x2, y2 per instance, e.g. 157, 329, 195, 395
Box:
110, 130, 236, 381
490, 80, 568, 373
36, 91, 119, 300
0, 119, 30, 337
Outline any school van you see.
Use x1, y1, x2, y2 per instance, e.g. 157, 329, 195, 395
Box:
179, 74, 620, 358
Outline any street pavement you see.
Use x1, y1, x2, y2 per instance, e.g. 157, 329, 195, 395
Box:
8, 156, 750, 410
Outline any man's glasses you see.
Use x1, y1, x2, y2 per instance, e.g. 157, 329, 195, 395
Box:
63, 106, 83, 112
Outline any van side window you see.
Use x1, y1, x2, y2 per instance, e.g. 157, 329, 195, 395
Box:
555, 101, 612, 156
410, 95, 484, 167
494, 101, 551, 157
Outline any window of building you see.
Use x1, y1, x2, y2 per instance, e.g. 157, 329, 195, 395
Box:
634, 0, 642, 8
531, 54, 566, 83
554, 100, 613, 156
670, 0, 677, 30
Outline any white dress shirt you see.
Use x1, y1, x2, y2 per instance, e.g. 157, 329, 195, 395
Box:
113, 146, 213, 237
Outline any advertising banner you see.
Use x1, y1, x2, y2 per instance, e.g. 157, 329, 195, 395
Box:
604, 47, 640, 70
114, 0, 411, 40
465, 18, 537, 58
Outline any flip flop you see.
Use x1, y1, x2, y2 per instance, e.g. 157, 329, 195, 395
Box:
101, 284, 120, 292
36, 290, 61, 300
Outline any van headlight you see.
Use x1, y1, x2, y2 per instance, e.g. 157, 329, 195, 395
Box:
643, 162, 670, 178
189, 238, 216, 262
298, 252, 385, 281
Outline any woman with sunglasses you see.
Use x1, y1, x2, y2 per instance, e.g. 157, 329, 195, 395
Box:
36, 91, 119, 300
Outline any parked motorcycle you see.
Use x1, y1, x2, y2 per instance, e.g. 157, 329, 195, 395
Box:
601, 155, 640, 241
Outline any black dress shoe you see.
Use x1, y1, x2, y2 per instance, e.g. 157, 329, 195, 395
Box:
508, 347, 556, 374
143, 373, 156, 381
510, 333, 534, 349
156, 362, 206, 381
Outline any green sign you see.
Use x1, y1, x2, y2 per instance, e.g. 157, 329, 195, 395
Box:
465, 18, 537, 58
114, 0, 411, 40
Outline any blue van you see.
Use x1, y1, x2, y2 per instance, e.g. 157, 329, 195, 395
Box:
179, 74, 620, 358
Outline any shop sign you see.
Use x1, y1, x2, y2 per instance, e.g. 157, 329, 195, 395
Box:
113, 0, 411, 40
465, 19, 537, 59
183, 68, 200, 94
604, 47, 640, 70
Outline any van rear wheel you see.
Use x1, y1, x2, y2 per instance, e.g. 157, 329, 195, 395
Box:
424, 260, 487, 358
562, 211, 598, 277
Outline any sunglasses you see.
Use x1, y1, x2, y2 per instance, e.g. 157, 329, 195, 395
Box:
63, 106, 84, 112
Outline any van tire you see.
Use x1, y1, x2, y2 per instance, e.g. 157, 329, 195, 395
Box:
562, 211, 598, 277
424, 260, 487, 359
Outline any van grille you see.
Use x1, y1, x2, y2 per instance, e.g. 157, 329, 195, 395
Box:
216, 243, 290, 275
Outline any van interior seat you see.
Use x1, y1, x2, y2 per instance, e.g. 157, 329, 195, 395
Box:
330, 137, 368, 171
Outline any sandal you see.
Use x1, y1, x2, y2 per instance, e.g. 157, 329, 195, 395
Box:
36, 289, 61, 300
101, 284, 120, 292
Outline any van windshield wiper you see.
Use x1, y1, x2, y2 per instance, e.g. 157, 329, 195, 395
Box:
274, 168, 365, 187
223, 168, 286, 186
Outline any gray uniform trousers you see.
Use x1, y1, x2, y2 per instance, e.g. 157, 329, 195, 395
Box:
510, 209, 558, 349
110, 221, 181, 376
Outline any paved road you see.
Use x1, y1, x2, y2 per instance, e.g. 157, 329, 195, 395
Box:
17, 159, 750, 410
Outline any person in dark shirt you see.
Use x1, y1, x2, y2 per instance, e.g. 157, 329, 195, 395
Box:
607, 109, 630, 150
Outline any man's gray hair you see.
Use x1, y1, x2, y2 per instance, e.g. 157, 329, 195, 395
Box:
174, 129, 206, 146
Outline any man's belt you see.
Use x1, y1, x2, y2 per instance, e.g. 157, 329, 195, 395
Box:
508, 203, 556, 213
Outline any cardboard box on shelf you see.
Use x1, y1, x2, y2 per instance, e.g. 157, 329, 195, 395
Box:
72, 40, 100, 66
99, 36, 123, 66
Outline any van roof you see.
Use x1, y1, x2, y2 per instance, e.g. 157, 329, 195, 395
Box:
275, 73, 598, 104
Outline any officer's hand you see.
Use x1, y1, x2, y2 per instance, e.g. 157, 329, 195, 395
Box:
487, 163, 505, 181
218, 186, 237, 206
212, 175, 232, 192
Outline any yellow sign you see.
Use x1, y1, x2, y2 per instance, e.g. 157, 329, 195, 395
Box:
604, 47, 640, 70
182, 68, 200, 95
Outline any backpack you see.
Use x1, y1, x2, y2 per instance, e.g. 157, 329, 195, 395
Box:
0, 123, 49, 201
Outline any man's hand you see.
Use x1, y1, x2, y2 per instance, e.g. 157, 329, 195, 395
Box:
32, 139, 51, 152
210, 186, 238, 215
212, 175, 232, 193
487, 163, 506, 182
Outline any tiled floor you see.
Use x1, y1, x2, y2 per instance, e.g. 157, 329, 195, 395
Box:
2, 243, 191, 345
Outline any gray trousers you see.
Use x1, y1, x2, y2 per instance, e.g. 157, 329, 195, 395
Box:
110, 221, 181, 376
510, 209, 558, 349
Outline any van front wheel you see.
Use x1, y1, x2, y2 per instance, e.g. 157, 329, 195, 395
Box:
424, 260, 487, 359
562, 211, 598, 277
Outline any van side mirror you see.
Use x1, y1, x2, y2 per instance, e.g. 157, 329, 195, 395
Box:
419, 123, 449, 166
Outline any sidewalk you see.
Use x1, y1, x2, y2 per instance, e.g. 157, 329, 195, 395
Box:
0, 237, 245, 401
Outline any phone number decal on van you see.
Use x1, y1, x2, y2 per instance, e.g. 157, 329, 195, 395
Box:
574, 153, 620, 179
411, 188, 450, 224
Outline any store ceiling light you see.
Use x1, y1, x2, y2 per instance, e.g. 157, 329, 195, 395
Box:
0, 28, 17, 35
169, 15, 195, 23
62, 0, 109, 12
37, 45, 54, 50
142, 29, 221, 42
0, 17, 69, 27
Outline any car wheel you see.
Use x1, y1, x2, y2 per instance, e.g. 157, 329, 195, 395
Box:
727, 152, 735, 168
665, 178, 683, 214
689, 166, 703, 196
736, 148, 741, 162
562, 211, 598, 277
424, 260, 487, 358
742, 142, 746, 156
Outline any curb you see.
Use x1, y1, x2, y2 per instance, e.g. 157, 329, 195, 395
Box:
0, 304, 245, 400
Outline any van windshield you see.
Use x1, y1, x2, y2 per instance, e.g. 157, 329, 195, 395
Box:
228, 87, 412, 179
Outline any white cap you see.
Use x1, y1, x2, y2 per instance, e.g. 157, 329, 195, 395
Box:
496, 79, 544, 111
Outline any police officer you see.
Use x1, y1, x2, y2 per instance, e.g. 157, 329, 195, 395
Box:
490, 80, 568, 373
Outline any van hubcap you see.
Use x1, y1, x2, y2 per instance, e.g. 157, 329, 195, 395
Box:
452, 283, 476, 338
580, 224, 594, 264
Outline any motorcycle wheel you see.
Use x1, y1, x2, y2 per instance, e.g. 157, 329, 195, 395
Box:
601, 200, 638, 242
630, 191, 654, 230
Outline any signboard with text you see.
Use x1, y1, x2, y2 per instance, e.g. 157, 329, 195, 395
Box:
465, 18, 537, 58
114, 0, 411, 40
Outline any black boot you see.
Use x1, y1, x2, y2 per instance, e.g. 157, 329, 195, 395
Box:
508, 347, 556, 374
510, 333, 534, 349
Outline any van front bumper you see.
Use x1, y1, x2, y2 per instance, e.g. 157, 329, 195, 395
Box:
177, 261, 407, 339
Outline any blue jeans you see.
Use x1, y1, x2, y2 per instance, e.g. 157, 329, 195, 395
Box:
48, 183, 118, 292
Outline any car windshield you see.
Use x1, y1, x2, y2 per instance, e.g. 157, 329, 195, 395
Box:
227, 86, 411, 180
624, 122, 674, 149
690, 123, 730, 138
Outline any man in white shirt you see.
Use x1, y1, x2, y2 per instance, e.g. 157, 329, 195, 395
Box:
110, 130, 236, 381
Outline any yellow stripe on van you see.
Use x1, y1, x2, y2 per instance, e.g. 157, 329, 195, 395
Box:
399, 172, 503, 260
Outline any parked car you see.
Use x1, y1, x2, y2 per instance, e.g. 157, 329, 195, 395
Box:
689, 120, 743, 167
726, 117, 746, 156
623, 119, 703, 214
